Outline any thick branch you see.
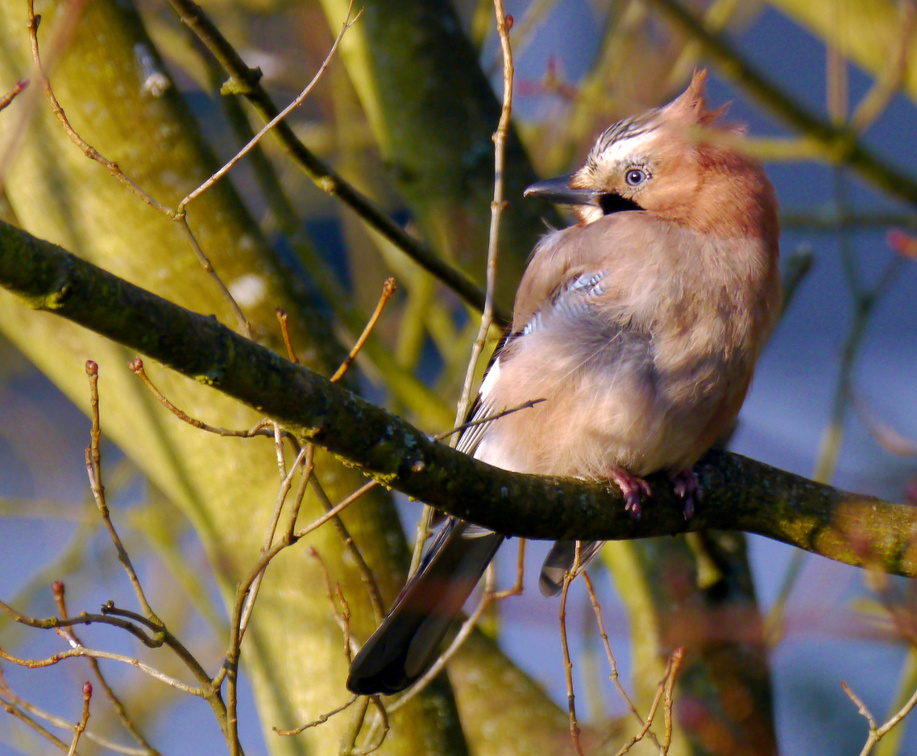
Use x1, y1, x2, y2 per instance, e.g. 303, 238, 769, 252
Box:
2, 219, 916, 576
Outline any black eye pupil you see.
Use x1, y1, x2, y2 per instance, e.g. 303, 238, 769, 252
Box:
626, 169, 645, 186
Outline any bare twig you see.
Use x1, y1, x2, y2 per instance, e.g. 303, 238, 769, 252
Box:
581, 572, 650, 737
0, 79, 28, 112
410, 0, 517, 584
0, 690, 72, 752
2, 582, 232, 748
26, 1, 170, 215
309, 547, 357, 660
130, 358, 275, 437
237, 445, 312, 641
435, 398, 546, 442
276, 309, 299, 363
352, 695, 389, 755
221, 445, 311, 748
177, 3, 362, 211
53, 582, 162, 755
614, 647, 684, 755
331, 277, 397, 383
293, 480, 379, 541
0, 643, 202, 697
26, 0, 252, 337
171, 214, 253, 339
274, 694, 359, 736
661, 648, 684, 753
66, 682, 92, 756
0, 673, 151, 756
559, 542, 585, 756
492, 537, 526, 599
454, 0, 514, 427
85, 361, 160, 624
308, 474, 384, 622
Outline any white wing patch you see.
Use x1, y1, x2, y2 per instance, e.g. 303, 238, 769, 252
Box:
455, 356, 501, 457
477, 355, 502, 401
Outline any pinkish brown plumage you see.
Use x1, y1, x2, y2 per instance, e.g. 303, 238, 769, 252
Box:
347, 70, 780, 695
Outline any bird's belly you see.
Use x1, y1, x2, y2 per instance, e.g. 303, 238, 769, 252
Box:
473, 333, 668, 478
474, 323, 745, 480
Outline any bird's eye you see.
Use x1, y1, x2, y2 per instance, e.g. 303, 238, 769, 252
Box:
625, 168, 646, 186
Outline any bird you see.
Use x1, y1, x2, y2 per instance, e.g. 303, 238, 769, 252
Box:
346, 70, 781, 696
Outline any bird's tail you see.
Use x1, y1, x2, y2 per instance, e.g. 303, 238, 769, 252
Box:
346, 521, 504, 695
539, 540, 605, 596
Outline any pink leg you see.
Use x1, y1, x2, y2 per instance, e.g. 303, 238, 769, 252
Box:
670, 468, 702, 520
608, 467, 652, 519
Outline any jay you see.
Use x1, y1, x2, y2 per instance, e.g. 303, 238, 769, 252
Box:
347, 70, 781, 696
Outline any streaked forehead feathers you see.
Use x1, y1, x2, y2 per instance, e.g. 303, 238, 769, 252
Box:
585, 111, 662, 170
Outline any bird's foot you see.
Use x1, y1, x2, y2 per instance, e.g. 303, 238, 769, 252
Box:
608, 467, 652, 519
670, 468, 701, 520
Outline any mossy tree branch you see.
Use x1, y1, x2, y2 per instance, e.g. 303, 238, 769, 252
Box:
2, 219, 915, 578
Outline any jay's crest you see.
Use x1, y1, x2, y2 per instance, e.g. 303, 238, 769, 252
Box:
570, 69, 769, 239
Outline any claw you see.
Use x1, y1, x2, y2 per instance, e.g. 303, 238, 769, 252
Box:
671, 468, 701, 520
608, 467, 652, 519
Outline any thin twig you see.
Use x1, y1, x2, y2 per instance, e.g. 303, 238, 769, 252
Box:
26, 1, 170, 215
661, 648, 684, 753
331, 277, 397, 383
178, 3, 363, 210
874, 680, 917, 739
85, 361, 161, 624
276, 309, 299, 363
129, 358, 274, 437
410, 0, 516, 585
434, 398, 545, 442
222, 446, 311, 749
559, 542, 585, 756
308, 474, 384, 622
26, 0, 253, 337
238, 445, 312, 640
581, 573, 649, 735
0, 681, 150, 755
171, 214, 253, 338
53, 582, 162, 755
843, 671, 917, 755
0, 644, 203, 697
274, 694, 358, 736
454, 0, 514, 427
0, 692, 72, 752
0, 79, 28, 112
492, 537, 526, 599
309, 547, 358, 660
293, 480, 379, 540
614, 647, 684, 755
66, 682, 92, 756
271, 419, 287, 478
352, 696, 389, 755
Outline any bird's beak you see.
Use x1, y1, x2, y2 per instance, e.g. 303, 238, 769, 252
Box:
523, 174, 599, 207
